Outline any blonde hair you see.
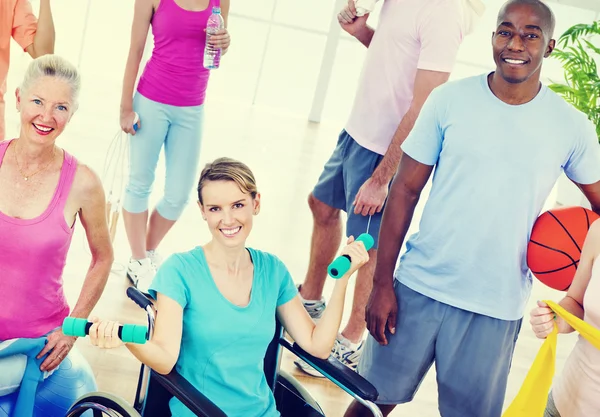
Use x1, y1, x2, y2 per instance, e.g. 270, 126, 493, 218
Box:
197, 157, 258, 204
20, 54, 81, 109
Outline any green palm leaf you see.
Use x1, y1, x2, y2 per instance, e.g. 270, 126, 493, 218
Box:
549, 20, 600, 142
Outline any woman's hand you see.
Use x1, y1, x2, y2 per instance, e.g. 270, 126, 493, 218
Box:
530, 300, 556, 339
37, 329, 77, 372
120, 108, 139, 135
88, 317, 125, 349
340, 235, 370, 277
207, 28, 231, 52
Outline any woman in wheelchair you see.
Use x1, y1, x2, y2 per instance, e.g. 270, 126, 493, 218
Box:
89, 157, 369, 417
0, 55, 113, 415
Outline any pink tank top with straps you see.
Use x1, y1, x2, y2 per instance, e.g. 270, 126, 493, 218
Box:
0, 139, 78, 340
137, 0, 220, 107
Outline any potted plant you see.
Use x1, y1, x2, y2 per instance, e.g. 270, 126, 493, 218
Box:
548, 21, 600, 207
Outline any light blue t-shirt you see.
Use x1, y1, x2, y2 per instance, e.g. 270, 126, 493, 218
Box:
398, 73, 600, 321
148, 247, 298, 417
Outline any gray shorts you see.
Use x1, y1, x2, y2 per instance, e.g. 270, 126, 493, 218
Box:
312, 130, 384, 248
544, 391, 562, 417
358, 281, 522, 417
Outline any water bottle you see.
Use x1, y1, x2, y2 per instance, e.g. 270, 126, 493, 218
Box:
204, 7, 225, 70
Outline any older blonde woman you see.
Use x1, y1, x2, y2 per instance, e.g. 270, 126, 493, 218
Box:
0, 54, 112, 415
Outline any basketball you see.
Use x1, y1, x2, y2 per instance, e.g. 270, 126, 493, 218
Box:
527, 206, 600, 291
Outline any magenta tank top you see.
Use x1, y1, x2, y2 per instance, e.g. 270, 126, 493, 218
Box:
137, 0, 219, 107
0, 140, 77, 340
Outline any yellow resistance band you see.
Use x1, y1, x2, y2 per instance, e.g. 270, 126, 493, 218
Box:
503, 300, 600, 417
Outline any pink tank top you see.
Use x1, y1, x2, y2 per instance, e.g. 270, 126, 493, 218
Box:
137, 0, 219, 107
553, 257, 600, 416
0, 140, 77, 340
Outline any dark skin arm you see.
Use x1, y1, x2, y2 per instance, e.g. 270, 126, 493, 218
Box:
365, 154, 434, 345
578, 180, 600, 216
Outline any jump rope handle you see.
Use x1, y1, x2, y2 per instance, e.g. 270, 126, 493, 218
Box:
62, 317, 148, 344
327, 233, 374, 279
133, 112, 140, 132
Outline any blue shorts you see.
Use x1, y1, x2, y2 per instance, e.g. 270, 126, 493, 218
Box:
312, 130, 384, 248
358, 281, 522, 417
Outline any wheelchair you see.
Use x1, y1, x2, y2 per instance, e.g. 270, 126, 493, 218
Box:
64, 287, 382, 417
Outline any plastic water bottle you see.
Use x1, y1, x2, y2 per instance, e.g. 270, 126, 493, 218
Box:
203, 7, 225, 70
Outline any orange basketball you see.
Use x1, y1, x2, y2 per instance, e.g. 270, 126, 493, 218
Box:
527, 206, 599, 291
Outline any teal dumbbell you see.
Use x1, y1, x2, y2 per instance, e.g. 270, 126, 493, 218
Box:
327, 233, 374, 279
62, 317, 148, 344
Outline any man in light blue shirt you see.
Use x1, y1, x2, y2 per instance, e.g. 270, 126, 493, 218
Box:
346, 1, 600, 416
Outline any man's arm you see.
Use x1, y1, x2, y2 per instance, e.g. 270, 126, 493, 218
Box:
578, 180, 600, 216
353, 70, 450, 216
365, 155, 433, 344
339, 0, 374, 47
371, 70, 450, 185
24, 0, 55, 58
353, 26, 375, 48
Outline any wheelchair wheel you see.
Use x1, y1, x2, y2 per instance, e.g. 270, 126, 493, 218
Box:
65, 392, 142, 417
275, 370, 325, 416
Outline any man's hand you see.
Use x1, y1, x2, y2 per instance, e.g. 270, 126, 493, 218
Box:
338, 0, 369, 36
353, 177, 389, 216
37, 329, 77, 372
365, 279, 397, 345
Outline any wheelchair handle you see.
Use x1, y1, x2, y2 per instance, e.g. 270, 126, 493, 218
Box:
327, 233, 374, 279
62, 317, 148, 344
127, 286, 153, 310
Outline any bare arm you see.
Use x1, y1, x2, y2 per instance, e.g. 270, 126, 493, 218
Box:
578, 180, 600, 216
38, 165, 113, 371
25, 0, 54, 58
371, 70, 450, 186
125, 294, 183, 374
207, 0, 231, 54
89, 293, 182, 375
221, 0, 230, 27
69, 166, 114, 319
338, 0, 374, 47
375, 155, 433, 285
365, 155, 433, 345
120, 0, 154, 132
354, 26, 375, 48
277, 242, 369, 359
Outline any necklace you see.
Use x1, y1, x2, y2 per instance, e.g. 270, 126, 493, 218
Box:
13, 141, 56, 181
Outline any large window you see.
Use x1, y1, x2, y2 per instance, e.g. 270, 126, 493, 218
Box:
5, 0, 598, 138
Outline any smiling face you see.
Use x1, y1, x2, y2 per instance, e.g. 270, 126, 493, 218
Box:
16, 75, 74, 143
199, 180, 260, 248
492, 2, 555, 84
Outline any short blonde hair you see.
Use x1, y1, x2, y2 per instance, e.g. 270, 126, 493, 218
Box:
197, 157, 258, 204
20, 54, 81, 109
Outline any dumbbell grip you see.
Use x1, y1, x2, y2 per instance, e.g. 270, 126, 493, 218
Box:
62, 317, 148, 344
327, 233, 374, 279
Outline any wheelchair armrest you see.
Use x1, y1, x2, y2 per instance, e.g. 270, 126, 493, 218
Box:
280, 339, 378, 402
150, 369, 227, 417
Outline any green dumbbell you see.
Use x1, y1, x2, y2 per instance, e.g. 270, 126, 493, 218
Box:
327, 233, 374, 279
62, 317, 148, 344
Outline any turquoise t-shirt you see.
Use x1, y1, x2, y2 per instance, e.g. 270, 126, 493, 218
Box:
148, 246, 298, 417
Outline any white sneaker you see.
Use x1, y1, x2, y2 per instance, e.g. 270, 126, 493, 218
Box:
331, 334, 364, 371
146, 250, 163, 269
127, 257, 156, 294
297, 285, 326, 320
294, 334, 364, 377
